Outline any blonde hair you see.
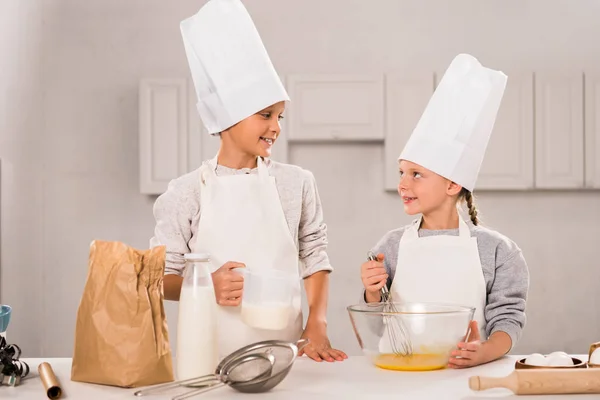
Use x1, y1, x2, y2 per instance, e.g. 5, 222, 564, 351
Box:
458, 188, 479, 226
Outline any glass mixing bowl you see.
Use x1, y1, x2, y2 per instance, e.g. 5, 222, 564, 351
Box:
347, 302, 475, 371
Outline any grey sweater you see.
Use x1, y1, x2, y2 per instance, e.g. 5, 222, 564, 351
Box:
150, 158, 333, 278
365, 220, 530, 350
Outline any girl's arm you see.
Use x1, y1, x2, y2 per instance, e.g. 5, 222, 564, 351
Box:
449, 246, 530, 368
484, 249, 530, 351
163, 275, 184, 301
296, 170, 333, 278
296, 170, 346, 362
150, 174, 200, 301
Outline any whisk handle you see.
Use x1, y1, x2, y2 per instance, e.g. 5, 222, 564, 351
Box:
380, 284, 391, 302
367, 251, 390, 302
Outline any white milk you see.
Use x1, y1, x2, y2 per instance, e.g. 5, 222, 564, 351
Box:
241, 303, 292, 330
176, 285, 218, 381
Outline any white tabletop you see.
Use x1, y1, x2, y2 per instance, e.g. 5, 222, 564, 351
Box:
2, 355, 598, 400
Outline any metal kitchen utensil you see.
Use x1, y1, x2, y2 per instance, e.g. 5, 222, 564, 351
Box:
134, 339, 308, 399
367, 252, 412, 356
0, 333, 30, 387
134, 353, 274, 400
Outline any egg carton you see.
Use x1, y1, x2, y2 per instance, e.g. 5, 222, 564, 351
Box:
588, 341, 600, 368
517, 341, 600, 370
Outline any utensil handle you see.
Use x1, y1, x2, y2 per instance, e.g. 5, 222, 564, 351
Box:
380, 284, 391, 302
469, 374, 518, 393
517, 369, 600, 395
367, 252, 390, 302
133, 375, 217, 397
470, 369, 600, 395
171, 382, 225, 400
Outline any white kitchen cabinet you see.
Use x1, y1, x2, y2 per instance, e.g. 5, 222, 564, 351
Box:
186, 80, 205, 172
534, 72, 585, 189
585, 72, 600, 188
384, 72, 434, 191
139, 79, 202, 195
286, 74, 384, 141
477, 73, 535, 190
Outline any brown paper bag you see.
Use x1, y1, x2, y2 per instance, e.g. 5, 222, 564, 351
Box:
71, 240, 174, 387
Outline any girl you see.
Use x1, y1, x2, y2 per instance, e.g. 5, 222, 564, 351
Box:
360, 54, 529, 369
151, 0, 346, 363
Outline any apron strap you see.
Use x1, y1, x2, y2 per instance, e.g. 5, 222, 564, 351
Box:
200, 156, 219, 182
256, 157, 270, 182
402, 217, 422, 241
457, 215, 471, 237
199, 157, 218, 211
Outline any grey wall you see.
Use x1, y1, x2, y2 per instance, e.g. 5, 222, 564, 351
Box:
0, 0, 599, 357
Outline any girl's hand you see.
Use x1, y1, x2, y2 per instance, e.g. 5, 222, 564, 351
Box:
360, 253, 387, 301
298, 321, 348, 362
211, 262, 245, 306
448, 320, 485, 368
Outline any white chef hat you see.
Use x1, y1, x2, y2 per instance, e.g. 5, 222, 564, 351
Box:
180, 0, 290, 134
398, 54, 507, 192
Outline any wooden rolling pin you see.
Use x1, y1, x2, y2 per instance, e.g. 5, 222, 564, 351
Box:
469, 368, 600, 395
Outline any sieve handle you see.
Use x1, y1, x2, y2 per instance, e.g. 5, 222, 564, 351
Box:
133, 375, 218, 397
171, 382, 225, 400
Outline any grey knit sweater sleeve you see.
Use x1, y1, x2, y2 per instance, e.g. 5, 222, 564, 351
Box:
149, 169, 201, 275
362, 222, 530, 350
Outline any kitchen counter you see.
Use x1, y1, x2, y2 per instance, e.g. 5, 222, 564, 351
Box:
2, 355, 598, 399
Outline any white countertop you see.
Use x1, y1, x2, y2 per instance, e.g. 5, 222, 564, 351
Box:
2, 355, 598, 400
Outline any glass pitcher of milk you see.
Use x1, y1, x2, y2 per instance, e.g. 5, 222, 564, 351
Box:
237, 269, 296, 331
176, 253, 218, 381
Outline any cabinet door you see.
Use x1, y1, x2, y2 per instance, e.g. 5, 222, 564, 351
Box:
534, 72, 584, 189
585, 72, 600, 188
477, 73, 535, 190
139, 79, 189, 194
384, 72, 434, 191
186, 80, 205, 172
286, 74, 384, 141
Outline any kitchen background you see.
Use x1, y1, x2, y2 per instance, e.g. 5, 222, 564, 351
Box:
1, 0, 599, 359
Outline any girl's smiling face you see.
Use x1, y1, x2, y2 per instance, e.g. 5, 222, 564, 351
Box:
397, 160, 461, 215
221, 101, 285, 159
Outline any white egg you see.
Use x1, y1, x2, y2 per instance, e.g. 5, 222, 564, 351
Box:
547, 351, 568, 358
590, 348, 600, 365
547, 353, 574, 367
525, 353, 548, 366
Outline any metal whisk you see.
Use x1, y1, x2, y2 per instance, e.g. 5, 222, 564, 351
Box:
367, 252, 413, 356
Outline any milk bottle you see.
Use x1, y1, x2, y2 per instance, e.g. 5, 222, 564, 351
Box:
176, 253, 218, 381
